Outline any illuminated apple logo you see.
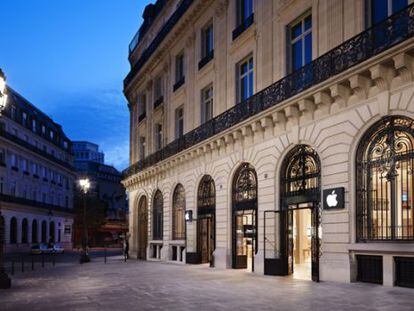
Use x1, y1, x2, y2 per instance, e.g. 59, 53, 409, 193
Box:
326, 190, 338, 207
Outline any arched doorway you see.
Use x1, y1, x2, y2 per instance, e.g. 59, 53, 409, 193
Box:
197, 175, 215, 265
49, 221, 55, 243
32, 220, 38, 243
10, 217, 17, 244
21, 218, 28, 244
172, 184, 186, 240
232, 163, 258, 271
137, 196, 148, 260
41, 221, 47, 243
267, 145, 321, 281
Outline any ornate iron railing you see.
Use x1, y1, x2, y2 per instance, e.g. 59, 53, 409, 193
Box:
125, 0, 194, 87
0, 193, 74, 214
0, 128, 74, 171
123, 4, 414, 178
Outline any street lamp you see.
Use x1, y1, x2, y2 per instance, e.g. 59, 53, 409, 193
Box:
0, 69, 11, 289
79, 178, 91, 263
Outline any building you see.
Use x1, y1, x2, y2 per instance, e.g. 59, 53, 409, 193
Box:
73, 142, 128, 247
122, 0, 414, 288
72, 141, 104, 164
0, 87, 75, 252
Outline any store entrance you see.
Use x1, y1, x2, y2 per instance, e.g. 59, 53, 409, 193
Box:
289, 204, 312, 280
198, 215, 214, 264
233, 209, 256, 271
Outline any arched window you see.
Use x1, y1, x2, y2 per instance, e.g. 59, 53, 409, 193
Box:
232, 163, 257, 204
41, 220, 47, 243
49, 221, 55, 243
10, 217, 17, 244
172, 184, 185, 240
356, 116, 414, 241
21, 218, 28, 244
197, 175, 215, 212
281, 144, 321, 201
32, 220, 38, 243
153, 190, 163, 240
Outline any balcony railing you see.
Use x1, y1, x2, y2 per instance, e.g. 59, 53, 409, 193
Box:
125, 0, 194, 87
0, 193, 74, 214
173, 77, 185, 92
232, 13, 255, 40
0, 128, 74, 171
123, 4, 414, 179
198, 50, 214, 70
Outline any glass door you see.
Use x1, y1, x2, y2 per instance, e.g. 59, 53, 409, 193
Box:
233, 210, 256, 270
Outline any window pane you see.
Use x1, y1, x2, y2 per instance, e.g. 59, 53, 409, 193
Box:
392, 0, 408, 13
292, 40, 302, 70
248, 71, 253, 98
291, 22, 302, 39
305, 33, 312, 65
372, 0, 388, 24
304, 15, 312, 30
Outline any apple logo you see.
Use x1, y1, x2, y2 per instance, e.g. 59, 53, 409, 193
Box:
326, 190, 338, 208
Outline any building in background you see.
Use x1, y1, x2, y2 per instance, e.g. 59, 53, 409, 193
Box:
73, 141, 128, 247
123, 0, 414, 288
0, 87, 75, 252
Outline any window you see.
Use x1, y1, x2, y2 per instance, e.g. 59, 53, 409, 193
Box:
202, 23, 214, 58
50, 130, 54, 140
41, 125, 46, 135
237, 0, 253, 24
32, 119, 36, 132
0, 148, 5, 165
237, 56, 254, 103
22, 112, 27, 125
175, 53, 185, 85
175, 107, 184, 138
368, 0, 407, 26
201, 85, 213, 124
32, 220, 38, 243
356, 116, 414, 241
154, 123, 163, 151
153, 190, 163, 240
154, 76, 163, 102
172, 184, 186, 240
139, 136, 146, 160
10, 182, 16, 196
41, 221, 47, 243
138, 94, 146, 121
11, 106, 16, 120
288, 13, 312, 73
11, 154, 18, 168
22, 219, 28, 244
22, 158, 28, 172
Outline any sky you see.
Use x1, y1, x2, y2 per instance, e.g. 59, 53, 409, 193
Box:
0, 0, 152, 170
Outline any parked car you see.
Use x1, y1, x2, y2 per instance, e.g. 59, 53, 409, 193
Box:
52, 244, 64, 254
30, 244, 42, 255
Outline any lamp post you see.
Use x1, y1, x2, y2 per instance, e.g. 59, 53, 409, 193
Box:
79, 178, 90, 263
0, 69, 11, 288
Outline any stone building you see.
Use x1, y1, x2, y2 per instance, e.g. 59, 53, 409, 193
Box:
0, 87, 75, 252
73, 141, 128, 246
122, 0, 414, 287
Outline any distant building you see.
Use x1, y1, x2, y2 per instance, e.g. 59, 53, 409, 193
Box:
0, 87, 76, 252
73, 141, 127, 246
72, 141, 104, 164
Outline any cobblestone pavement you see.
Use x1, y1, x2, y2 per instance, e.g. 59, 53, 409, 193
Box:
0, 258, 412, 311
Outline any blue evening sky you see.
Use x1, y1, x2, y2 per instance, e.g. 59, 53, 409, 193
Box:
0, 0, 151, 170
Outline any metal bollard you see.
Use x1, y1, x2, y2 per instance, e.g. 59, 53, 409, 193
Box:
31, 255, 34, 271
21, 255, 24, 273
42, 253, 45, 268
52, 253, 55, 267
11, 260, 15, 275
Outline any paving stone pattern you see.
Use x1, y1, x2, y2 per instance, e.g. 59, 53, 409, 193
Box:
0, 257, 413, 311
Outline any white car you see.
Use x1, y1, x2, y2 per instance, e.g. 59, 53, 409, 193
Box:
52, 244, 64, 254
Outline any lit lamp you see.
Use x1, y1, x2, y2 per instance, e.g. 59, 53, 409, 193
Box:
79, 178, 91, 263
185, 210, 193, 222
0, 69, 10, 289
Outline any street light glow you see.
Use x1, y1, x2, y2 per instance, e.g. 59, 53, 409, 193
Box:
79, 178, 90, 193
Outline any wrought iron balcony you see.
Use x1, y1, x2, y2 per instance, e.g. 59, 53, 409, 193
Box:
0, 128, 74, 171
232, 13, 255, 41
153, 96, 164, 109
173, 77, 185, 92
198, 50, 214, 70
0, 193, 74, 214
125, 0, 194, 87
138, 111, 147, 123
123, 4, 414, 179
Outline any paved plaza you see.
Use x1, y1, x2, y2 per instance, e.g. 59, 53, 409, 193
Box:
0, 258, 413, 311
